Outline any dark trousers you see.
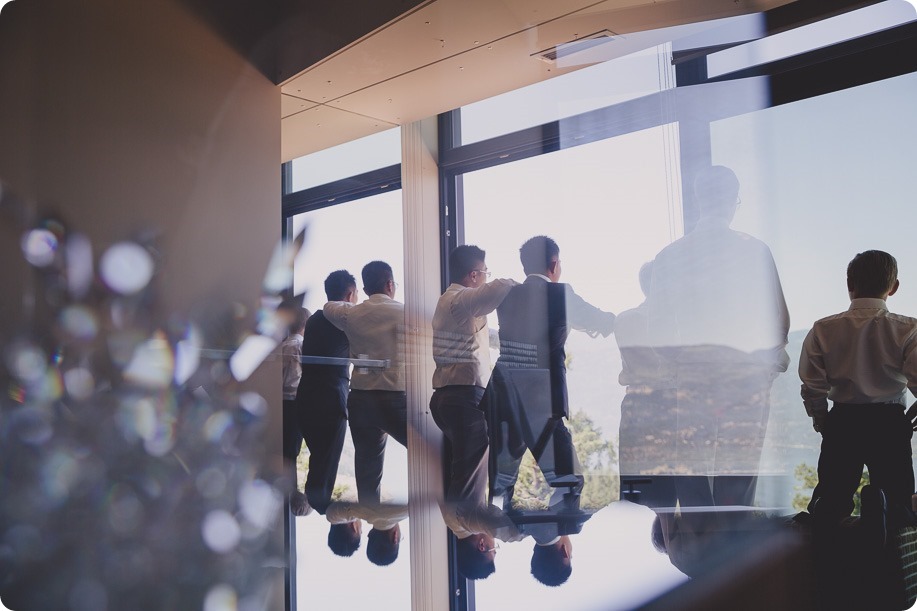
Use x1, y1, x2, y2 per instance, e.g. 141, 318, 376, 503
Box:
347, 389, 407, 504
430, 385, 488, 504
283, 389, 348, 514
491, 418, 581, 503
809, 404, 914, 521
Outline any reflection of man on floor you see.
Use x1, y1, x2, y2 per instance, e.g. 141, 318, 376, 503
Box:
648, 166, 789, 507
324, 501, 408, 566
490, 235, 615, 510
510, 505, 590, 587
439, 501, 524, 580
324, 261, 407, 505
291, 271, 357, 515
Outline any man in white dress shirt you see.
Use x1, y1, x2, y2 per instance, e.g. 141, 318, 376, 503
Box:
431, 245, 515, 504
324, 261, 406, 505
430, 245, 516, 581
800, 250, 917, 523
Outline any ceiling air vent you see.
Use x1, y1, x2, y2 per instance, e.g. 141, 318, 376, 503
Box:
532, 30, 618, 64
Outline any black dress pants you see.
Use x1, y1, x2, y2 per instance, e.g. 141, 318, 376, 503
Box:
347, 389, 407, 504
809, 403, 914, 522
430, 385, 488, 504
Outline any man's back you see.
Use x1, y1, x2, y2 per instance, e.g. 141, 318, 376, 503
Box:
324, 294, 405, 391
497, 278, 567, 370
496, 276, 614, 417
649, 220, 789, 356
299, 310, 350, 388
800, 299, 917, 405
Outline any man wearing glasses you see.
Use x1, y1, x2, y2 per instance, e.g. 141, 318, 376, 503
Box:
325, 260, 407, 505
431, 245, 518, 580
431, 245, 516, 506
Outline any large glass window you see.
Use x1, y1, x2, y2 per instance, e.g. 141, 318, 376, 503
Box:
459, 43, 675, 145
709, 70, 917, 503
286, 188, 410, 609
463, 125, 687, 608
280, 4, 917, 610
439, 5, 917, 609
290, 128, 401, 192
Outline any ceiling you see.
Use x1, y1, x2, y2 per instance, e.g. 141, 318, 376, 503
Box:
279, 0, 797, 161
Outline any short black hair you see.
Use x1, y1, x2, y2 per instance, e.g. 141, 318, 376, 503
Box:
362, 261, 394, 295
325, 270, 357, 301
455, 536, 495, 580
327, 523, 361, 557
848, 250, 898, 298
449, 245, 486, 283
366, 527, 399, 566
530, 543, 572, 587
519, 236, 559, 276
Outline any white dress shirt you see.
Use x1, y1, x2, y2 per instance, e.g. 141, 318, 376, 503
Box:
799, 298, 917, 415
432, 279, 515, 389
281, 333, 303, 400
324, 294, 405, 392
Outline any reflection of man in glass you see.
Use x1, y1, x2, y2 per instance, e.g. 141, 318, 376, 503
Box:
490, 236, 615, 509
648, 166, 790, 507
291, 271, 357, 515
324, 261, 407, 504
615, 261, 678, 507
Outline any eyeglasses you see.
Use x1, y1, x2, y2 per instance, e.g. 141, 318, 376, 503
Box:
471, 269, 492, 278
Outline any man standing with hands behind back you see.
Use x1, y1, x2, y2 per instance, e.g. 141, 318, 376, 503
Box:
324, 261, 407, 505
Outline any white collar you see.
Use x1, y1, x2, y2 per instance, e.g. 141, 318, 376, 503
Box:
849, 298, 888, 311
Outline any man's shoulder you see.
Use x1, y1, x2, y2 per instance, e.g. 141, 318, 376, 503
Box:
306, 309, 327, 323
885, 310, 917, 330
810, 311, 849, 328
304, 309, 336, 332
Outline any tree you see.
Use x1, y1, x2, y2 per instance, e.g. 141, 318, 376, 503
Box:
505, 410, 617, 511
793, 462, 870, 514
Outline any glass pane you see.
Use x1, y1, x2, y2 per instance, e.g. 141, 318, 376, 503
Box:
459, 43, 674, 145
709, 70, 917, 504
450, 13, 917, 610
287, 191, 409, 608
707, 1, 917, 78
458, 126, 686, 608
290, 127, 401, 192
